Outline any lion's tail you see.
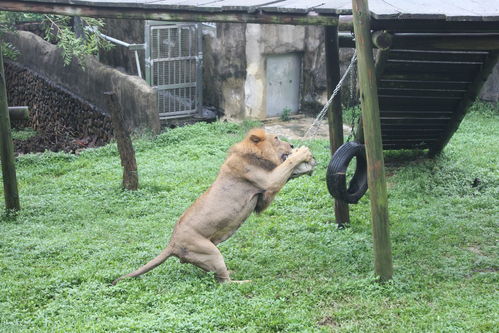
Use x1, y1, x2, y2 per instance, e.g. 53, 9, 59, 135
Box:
112, 246, 173, 285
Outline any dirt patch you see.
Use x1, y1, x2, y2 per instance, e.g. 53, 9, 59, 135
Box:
317, 316, 339, 327
13, 132, 99, 155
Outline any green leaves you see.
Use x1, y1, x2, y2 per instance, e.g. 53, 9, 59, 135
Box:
1, 11, 112, 66
42, 15, 112, 66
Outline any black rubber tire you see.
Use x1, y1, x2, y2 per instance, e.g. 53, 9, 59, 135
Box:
326, 141, 368, 204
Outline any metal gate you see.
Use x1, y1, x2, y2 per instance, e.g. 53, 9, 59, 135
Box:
145, 21, 203, 120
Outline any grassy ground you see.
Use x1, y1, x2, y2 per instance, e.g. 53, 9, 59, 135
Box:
0, 103, 497, 332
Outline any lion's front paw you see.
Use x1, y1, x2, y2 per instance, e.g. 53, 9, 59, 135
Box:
292, 146, 313, 163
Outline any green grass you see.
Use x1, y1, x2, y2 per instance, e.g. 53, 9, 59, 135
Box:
10, 128, 37, 141
1, 103, 498, 332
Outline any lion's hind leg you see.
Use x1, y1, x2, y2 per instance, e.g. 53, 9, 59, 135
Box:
180, 239, 232, 282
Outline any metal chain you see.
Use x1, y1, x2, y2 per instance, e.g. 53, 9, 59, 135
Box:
302, 49, 357, 139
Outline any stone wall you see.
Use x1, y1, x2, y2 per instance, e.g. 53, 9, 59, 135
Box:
202, 24, 359, 120
4, 31, 160, 133
99, 18, 146, 76
203, 23, 247, 119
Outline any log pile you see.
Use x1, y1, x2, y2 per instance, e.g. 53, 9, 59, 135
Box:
5, 61, 113, 154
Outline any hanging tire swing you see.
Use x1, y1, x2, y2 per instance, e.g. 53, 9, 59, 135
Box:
326, 141, 368, 204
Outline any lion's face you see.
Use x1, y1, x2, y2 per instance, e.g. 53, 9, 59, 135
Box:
265, 133, 294, 164
246, 129, 293, 166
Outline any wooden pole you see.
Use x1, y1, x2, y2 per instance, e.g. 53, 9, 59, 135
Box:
104, 92, 138, 191
325, 25, 350, 227
351, 0, 393, 281
0, 48, 20, 211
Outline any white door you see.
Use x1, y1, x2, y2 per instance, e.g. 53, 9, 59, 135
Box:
266, 53, 301, 118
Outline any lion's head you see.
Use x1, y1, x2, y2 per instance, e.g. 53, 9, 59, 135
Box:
230, 128, 294, 171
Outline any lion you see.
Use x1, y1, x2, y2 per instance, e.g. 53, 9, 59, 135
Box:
112, 128, 313, 284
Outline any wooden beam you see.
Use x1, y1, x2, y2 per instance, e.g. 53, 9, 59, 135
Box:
371, 19, 499, 33
340, 32, 499, 51
372, 31, 393, 50
339, 15, 354, 31
325, 25, 350, 227
391, 33, 499, 51
339, 32, 356, 48
0, 48, 20, 211
0, 1, 339, 26
352, 0, 393, 281
430, 51, 499, 155
8, 106, 29, 121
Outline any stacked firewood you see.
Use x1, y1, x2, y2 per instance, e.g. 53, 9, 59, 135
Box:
5, 61, 113, 153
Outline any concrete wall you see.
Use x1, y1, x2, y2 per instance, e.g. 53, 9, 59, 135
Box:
203, 24, 498, 120
480, 62, 499, 102
99, 18, 145, 76
5, 31, 160, 133
203, 23, 247, 119
202, 24, 359, 120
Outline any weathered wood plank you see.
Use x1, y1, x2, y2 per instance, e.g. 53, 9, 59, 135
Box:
381, 128, 444, 134
430, 51, 499, 155
378, 88, 465, 98
10, 0, 499, 23
368, 0, 499, 21
382, 71, 476, 82
352, 0, 393, 281
439, 0, 499, 19
379, 96, 459, 110
390, 33, 499, 51
259, 0, 324, 14
380, 111, 455, 118
383, 138, 439, 144
0, 0, 340, 25
380, 118, 451, 126
371, 20, 499, 33
385, 59, 483, 74
382, 133, 441, 139
383, 143, 431, 150
388, 50, 488, 62
378, 79, 471, 90
381, 123, 447, 129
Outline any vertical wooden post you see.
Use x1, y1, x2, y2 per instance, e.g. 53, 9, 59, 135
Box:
325, 25, 350, 227
104, 92, 139, 191
352, 0, 393, 281
0, 48, 20, 211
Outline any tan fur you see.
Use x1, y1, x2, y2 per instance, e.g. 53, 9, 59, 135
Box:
113, 128, 312, 284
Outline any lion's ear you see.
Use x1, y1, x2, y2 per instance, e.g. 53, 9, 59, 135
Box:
248, 128, 266, 143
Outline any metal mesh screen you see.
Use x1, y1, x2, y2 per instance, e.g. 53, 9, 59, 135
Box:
146, 23, 201, 119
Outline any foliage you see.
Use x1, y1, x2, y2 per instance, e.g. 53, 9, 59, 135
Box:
280, 107, 292, 121
0, 11, 112, 65
10, 128, 37, 141
1, 103, 498, 331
